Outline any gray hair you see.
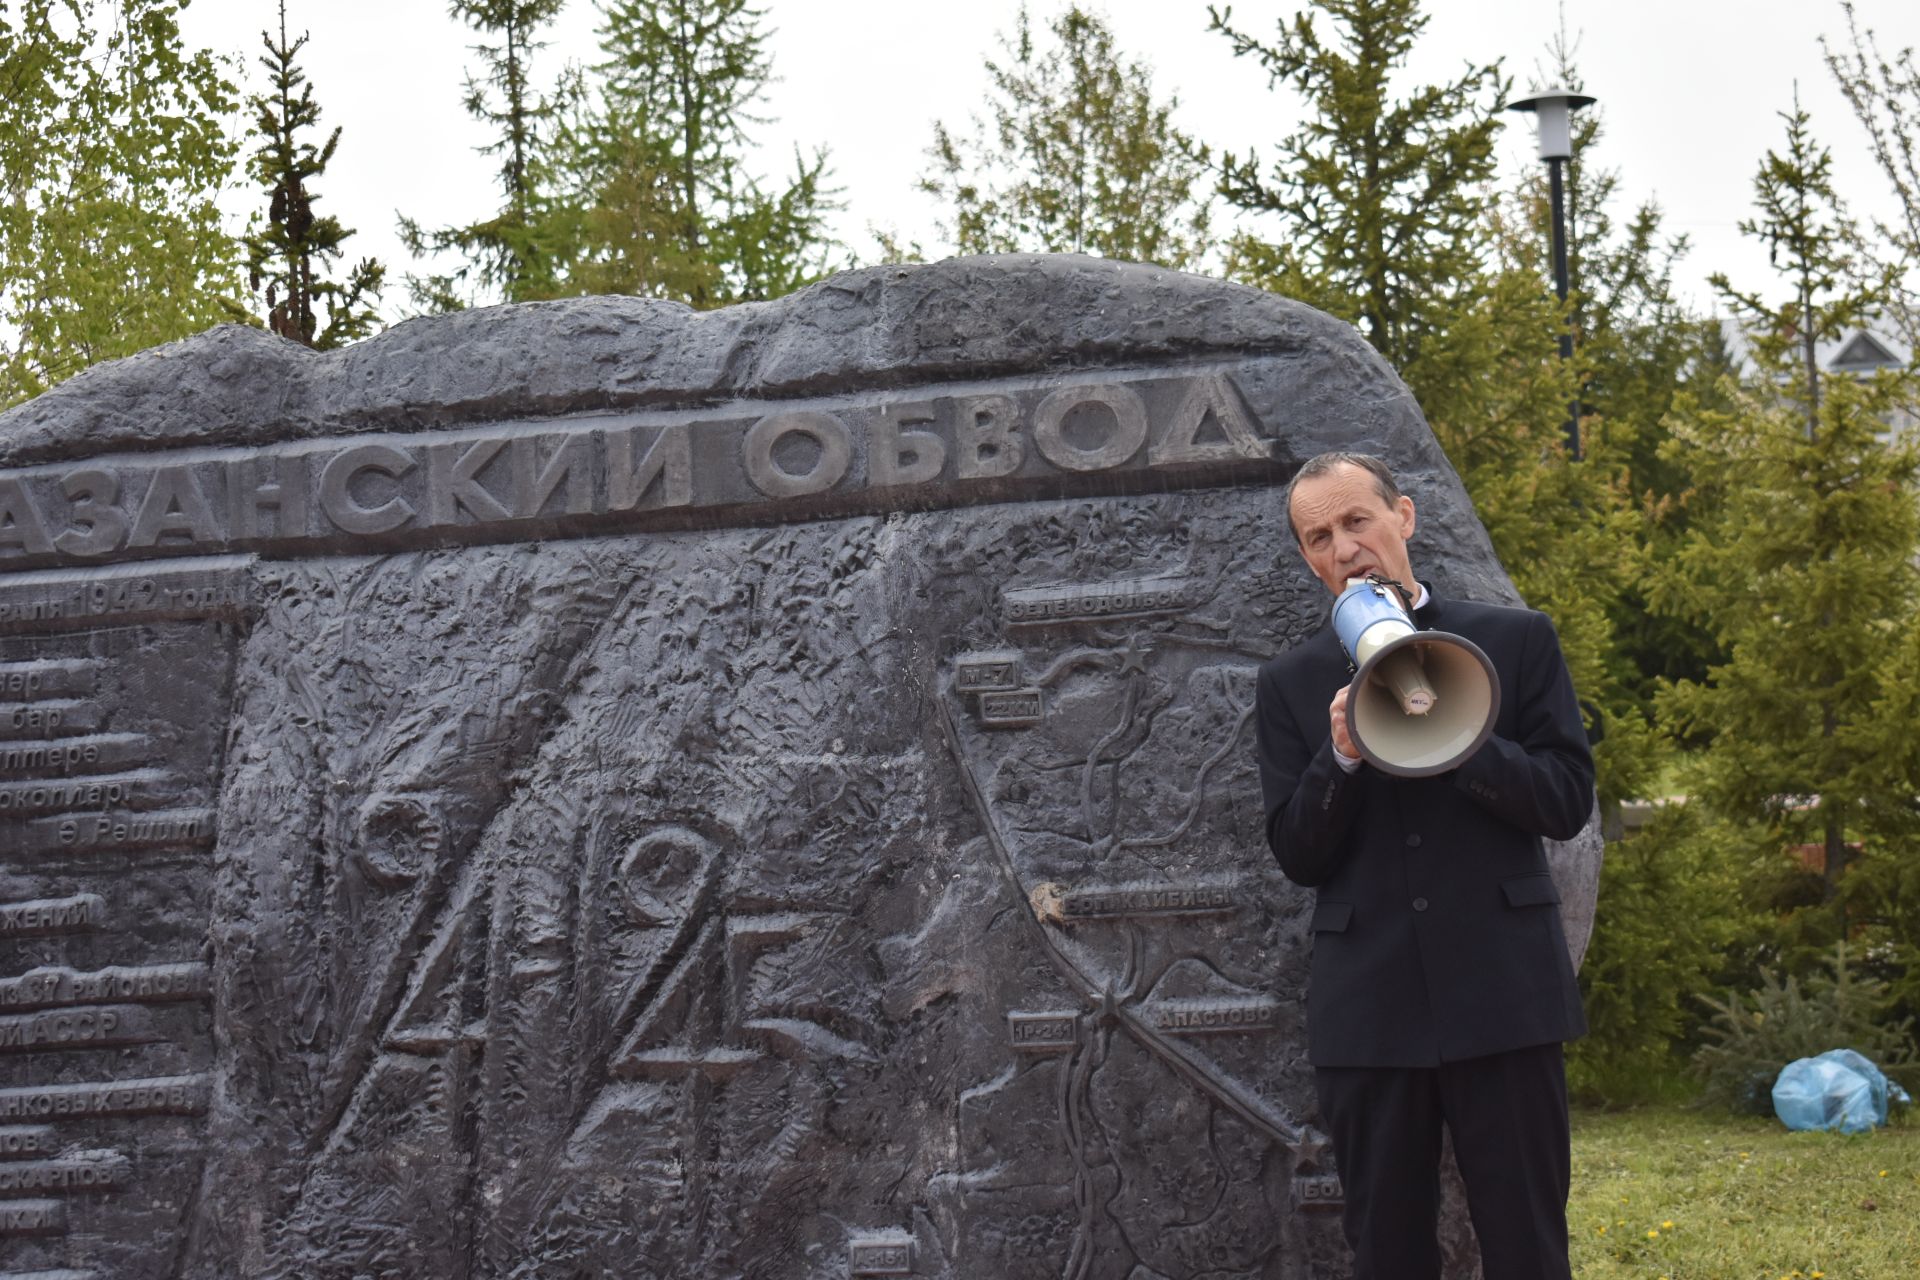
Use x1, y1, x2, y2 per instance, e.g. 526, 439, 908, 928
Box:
1283, 452, 1403, 545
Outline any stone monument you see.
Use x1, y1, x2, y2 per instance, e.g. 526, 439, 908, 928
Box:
0, 256, 1599, 1279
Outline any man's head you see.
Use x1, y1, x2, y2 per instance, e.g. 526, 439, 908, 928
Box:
1284, 452, 1418, 595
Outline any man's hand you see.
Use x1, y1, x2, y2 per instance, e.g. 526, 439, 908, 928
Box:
1328, 685, 1357, 759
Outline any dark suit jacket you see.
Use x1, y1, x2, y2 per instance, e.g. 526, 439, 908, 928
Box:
1255, 590, 1593, 1067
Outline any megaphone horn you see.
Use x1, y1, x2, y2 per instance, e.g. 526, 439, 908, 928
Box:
1332, 578, 1500, 778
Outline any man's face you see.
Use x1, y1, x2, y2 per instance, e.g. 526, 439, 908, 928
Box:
1288, 464, 1418, 595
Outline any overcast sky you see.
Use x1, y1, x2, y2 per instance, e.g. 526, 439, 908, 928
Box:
174, 0, 1920, 323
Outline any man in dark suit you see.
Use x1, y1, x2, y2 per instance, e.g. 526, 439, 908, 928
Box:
1254, 452, 1593, 1280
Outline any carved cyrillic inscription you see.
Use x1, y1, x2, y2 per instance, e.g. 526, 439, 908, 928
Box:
977, 689, 1044, 728
1059, 883, 1240, 921
0, 963, 209, 1010
0, 1199, 63, 1235
0, 775, 143, 815
0, 559, 250, 632
0, 895, 103, 937
0, 1127, 58, 1158
953, 652, 1021, 693
16, 808, 216, 854
0, 1153, 128, 1194
0, 374, 1277, 569
1002, 576, 1196, 626
0, 661, 96, 701
0, 702, 106, 738
0, 1075, 208, 1120
0, 1007, 150, 1052
848, 1237, 914, 1276
1293, 1173, 1344, 1210
1007, 1011, 1078, 1052
1146, 998, 1280, 1035
0, 734, 148, 779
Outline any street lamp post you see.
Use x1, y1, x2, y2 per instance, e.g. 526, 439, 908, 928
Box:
1505, 87, 1597, 459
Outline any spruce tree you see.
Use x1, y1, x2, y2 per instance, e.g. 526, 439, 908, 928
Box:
0, 0, 247, 408
1709, 97, 1884, 441
1206, 0, 1504, 374
1656, 103, 1919, 913
245, 0, 385, 349
541, 0, 837, 308
398, 0, 566, 310
918, 4, 1211, 269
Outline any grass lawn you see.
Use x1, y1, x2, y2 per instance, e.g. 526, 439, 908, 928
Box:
1570, 1106, 1919, 1279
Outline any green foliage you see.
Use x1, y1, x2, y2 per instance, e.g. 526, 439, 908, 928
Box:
1824, 1, 1920, 349
0, 0, 248, 408
1655, 375, 1919, 896
919, 5, 1210, 269
1654, 102, 1919, 928
1709, 96, 1888, 439
244, 1, 384, 348
536, 0, 838, 308
1693, 945, 1917, 1113
1569, 806, 1752, 1106
398, 0, 567, 310
1207, 0, 1505, 374
1502, 33, 1705, 509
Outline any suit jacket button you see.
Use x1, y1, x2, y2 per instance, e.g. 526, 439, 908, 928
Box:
1486, 790, 1500, 801
1405, 833, 1422, 847
1412, 897, 1429, 911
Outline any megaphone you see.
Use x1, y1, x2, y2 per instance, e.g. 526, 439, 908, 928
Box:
1332, 578, 1499, 777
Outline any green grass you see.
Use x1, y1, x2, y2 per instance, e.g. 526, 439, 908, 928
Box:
1570, 1106, 1920, 1279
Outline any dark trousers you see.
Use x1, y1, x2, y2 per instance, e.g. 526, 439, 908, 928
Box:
1313, 1042, 1572, 1280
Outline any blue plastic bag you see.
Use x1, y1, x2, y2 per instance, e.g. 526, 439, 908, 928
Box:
1771, 1049, 1908, 1133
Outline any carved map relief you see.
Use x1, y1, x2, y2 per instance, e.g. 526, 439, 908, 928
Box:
0, 257, 1600, 1278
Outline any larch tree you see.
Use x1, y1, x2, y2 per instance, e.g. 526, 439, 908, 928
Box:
398, 0, 567, 311
0, 0, 247, 409
542, 0, 837, 308
918, 4, 1211, 270
245, 0, 385, 349
1206, 0, 1505, 377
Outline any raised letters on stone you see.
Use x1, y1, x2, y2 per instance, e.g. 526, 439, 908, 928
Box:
0, 701, 108, 739
1294, 1174, 1344, 1211
953, 652, 1021, 693
18, 808, 216, 855
976, 689, 1044, 728
0, 773, 145, 815
0, 1199, 64, 1235
0, 1007, 151, 1053
1002, 577, 1197, 626
0, 374, 1278, 570
0, 660, 97, 700
0, 1153, 129, 1195
0, 1076, 209, 1121
849, 1237, 914, 1276
0, 1126, 59, 1158
0, 895, 103, 937
0, 963, 210, 1011
1059, 883, 1240, 920
1146, 998, 1280, 1035
0, 560, 251, 632
0, 734, 148, 779
1006, 1012, 1078, 1052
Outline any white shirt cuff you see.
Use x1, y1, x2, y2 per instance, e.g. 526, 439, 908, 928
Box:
1333, 745, 1362, 773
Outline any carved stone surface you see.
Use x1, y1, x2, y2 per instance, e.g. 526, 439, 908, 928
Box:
0, 255, 1599, 1279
